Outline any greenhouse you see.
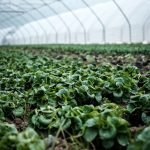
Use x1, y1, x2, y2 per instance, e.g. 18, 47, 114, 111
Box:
0, 0, 150, 150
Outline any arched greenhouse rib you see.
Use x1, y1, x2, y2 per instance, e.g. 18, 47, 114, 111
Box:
0, 1, 150, 150
0, 0, 150, 44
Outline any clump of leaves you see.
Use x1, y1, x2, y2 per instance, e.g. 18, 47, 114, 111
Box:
31, 103, 130, 149
16, 128, 46, 150
0, 123, 18, 150
128, 126, 150, 150
0, 123, 46, 150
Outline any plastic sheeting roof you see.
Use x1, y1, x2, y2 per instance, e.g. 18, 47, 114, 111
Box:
0, 0, 104, 28
0, 0, 150, 45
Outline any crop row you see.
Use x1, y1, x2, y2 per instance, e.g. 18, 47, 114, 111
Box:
0, 50, 149, 150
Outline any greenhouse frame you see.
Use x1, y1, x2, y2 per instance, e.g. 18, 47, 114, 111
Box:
0, 0, 150, 45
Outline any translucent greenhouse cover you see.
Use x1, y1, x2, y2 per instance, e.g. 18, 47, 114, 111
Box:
0, 0, 150, 45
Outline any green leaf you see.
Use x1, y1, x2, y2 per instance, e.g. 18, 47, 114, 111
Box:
0, 108, 5, 121
17, 128, 46, 150
143, 142, 150, 150
113, 90, 123, 98
127, 104, 136, 113
83, 127, 98, 142
62, 119, 71, 130
117, 125, 129, 134
83, 105, 94, 113
74, 117, 82, 130
40, 86, 46, 92
85, 118, 97, 127
99, 124, 116, 140
80, 85, 89, 92
117, 134, 129, 146
38, 115, 51, 126
127, 126, 150, 150
108, 117, 129, 127
115, 77, 124, 87
87, 92, 95, 99
13, 107, 24, 117
86, 55, 95, 63
102, 139, 114, 149
137, 126, 150, 141
127, 143, 141, 150
55, 88, 69, 97
0, 123, 18, 150
142, 113, 150, 125
31, 115, 38, 125
95, 92, 102, 103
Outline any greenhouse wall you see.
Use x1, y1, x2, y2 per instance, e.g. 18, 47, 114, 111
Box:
0, 0, 150, 45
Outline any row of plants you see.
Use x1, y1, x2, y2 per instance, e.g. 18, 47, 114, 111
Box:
1, 121, 150, 150
1, 43, 150, 54
0, 49, 149, 149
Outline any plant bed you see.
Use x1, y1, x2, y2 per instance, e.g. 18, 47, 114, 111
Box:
0, 48, 149, 150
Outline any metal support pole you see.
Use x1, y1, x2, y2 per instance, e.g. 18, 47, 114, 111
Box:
24, 0, 48, 44
81, 0, 106, 43
41, 0, 59, 43
59, 0, 87, 44
48, 3, 71, 43
112, 0, 132, 43
11, 3, 36, 45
